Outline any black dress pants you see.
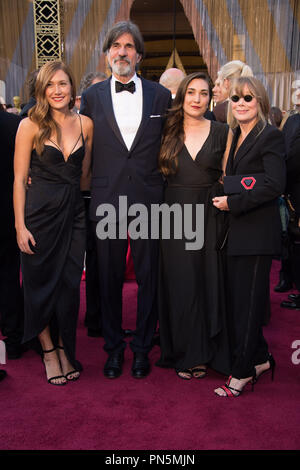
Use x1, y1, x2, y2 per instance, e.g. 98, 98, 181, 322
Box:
290, 241, 300, 291
93, 221, 159, 355
227, 254, 272, 379
83, 196, 102, 332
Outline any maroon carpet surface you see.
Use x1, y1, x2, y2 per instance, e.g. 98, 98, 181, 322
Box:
0, 261, 299, 451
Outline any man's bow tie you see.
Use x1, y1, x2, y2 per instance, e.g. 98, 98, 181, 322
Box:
115, 81, 136, 94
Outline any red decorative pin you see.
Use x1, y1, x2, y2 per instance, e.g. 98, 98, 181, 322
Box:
241, 176, 256, 190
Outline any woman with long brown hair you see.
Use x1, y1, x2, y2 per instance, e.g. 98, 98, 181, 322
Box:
156, 72, 232, 379
14, 61, 93, 385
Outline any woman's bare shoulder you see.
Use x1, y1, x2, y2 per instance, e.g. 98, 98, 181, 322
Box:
18, 116, 39, 133
79, 113, 93, 129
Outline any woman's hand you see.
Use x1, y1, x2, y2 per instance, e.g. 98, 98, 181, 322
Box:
212, 196, 229, 211
16, 227, 36, 255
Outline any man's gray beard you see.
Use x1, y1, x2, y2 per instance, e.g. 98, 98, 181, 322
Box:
111, 60, 132, 78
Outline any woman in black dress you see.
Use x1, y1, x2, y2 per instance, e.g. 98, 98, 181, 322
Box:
213, 77, 286, 396
14, 61, 93, 385
156, 72, 232, 379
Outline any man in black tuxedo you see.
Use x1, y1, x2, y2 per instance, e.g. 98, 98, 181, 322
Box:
0, 108, 24, 359
80, 21, 172, 379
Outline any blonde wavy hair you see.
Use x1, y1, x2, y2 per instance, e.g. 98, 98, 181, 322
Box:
29, 61, 76, 155
218, 60, 253, 83
227, 76, 270, 129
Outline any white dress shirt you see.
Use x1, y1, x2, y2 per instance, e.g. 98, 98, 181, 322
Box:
111, 73, 143, 150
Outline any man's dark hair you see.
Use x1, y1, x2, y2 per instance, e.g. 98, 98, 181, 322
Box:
102, 21, 145, 59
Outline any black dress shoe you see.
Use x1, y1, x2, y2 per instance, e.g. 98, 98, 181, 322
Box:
288, 293, 300, 302
131, 353, 150, 379
280, 300, 300, 310
274, 279, 293, 292
104, 352, 124, 379
0, 369, 7, 382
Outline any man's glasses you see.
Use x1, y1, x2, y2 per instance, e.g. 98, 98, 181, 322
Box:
230, 94, 254, 103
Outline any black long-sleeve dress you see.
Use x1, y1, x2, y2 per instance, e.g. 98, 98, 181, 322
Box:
156, 121, 231, 375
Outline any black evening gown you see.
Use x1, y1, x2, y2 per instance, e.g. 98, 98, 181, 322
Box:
156, 121, 231, 375
21, 135, 86, 372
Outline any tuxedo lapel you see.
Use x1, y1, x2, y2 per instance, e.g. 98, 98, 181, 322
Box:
130, 77, 155, 152
98, 78, 127, 149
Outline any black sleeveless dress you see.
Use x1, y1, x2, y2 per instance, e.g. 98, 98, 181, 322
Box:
156, 121, 231, 375
21, 117, 86, 371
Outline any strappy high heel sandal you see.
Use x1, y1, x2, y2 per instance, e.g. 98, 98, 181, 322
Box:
254, 354, 276, 383
42, 347, 67, 386
215, 375, 255, 397
57, 345, 80, 381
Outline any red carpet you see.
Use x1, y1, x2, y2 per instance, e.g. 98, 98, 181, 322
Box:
0, 261, 299, 451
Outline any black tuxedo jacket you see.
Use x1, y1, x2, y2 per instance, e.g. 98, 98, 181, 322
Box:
213, 100, 228, 123
282, 113, 300, 154
0, 111, 21, 240
80, 76, 172, 222
19, 96, 36, 118
225, 121, 286, 256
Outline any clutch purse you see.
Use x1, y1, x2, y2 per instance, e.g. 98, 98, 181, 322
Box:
223, 173, 265, 194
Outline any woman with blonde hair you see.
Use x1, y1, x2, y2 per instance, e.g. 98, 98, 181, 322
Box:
14, 61, 93, 385
213, 60, 253, 123
213, 77, 285, 396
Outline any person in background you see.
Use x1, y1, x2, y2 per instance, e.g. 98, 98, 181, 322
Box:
75, 72, 107, 111
279, 85, 300, 131
20, 70, 39, 118
0, 339, 6, 380
0, 96, 6, 110
6, 104, 19, 115
78, 71, 107, 338
269, 106, 283, 128
274, 106, 300, 293
212, 60, 253, 123
280, 118, 300, 310
0, 103, 24, 360
213, 77, 286, 397
159, 67, 186, 99
269, 105, 288, 294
